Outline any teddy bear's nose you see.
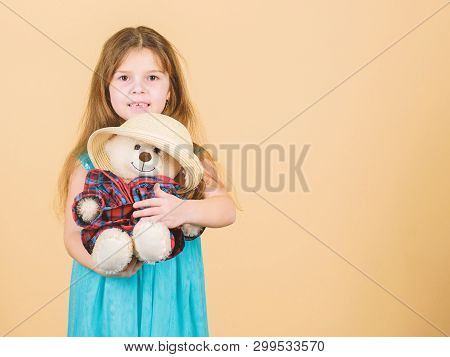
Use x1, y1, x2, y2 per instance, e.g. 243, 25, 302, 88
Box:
139, 151, 152, 162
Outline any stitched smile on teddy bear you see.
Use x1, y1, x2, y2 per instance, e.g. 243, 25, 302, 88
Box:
129, 143, 158, 173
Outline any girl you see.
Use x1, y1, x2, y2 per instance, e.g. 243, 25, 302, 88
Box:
57, 26, 236, 337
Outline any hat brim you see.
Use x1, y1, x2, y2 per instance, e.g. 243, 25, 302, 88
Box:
87, 127, 204, 192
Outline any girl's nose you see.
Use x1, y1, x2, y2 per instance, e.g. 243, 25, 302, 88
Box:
139, 151, 152, 162
131, 79, 145, 94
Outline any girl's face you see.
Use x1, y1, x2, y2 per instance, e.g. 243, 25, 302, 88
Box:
109, 48, 171, 120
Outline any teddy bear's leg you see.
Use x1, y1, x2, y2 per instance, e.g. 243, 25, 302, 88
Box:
91, 228, 134, 275
181, 223, 203, 238
132, 220, 172, 263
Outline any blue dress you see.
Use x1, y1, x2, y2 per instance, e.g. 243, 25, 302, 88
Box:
67, 152, 209, 336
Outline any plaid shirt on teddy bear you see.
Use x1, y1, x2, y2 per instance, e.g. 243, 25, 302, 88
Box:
72, 169, 205, 261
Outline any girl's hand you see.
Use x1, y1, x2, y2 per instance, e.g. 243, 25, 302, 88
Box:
94, 257, 143, 278
132, 183, 187, 229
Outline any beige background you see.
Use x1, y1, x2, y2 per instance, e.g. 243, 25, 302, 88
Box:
1, 0, 449, 336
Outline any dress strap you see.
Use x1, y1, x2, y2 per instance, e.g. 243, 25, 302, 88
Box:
79, 151, 94, 171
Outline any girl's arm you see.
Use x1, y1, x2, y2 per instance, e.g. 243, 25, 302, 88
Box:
179, 183, 236, 228
63, 164, 143, 277
133, 160, 236, 228
63, 164, 98, 270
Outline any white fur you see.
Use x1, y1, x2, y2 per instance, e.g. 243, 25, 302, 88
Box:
132, 220, 172, 263
104, 135, 180, 179
91, 228, 134, 275
76, 197, 100, 223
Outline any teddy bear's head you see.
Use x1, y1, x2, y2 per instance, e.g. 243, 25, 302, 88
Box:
104, 134, 182, 180
88, 112, 204, 192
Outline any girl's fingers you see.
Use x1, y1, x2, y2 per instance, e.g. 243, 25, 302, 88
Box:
127, 260, 143, 276
133, 261, 143, 274
133, 207, 161, 218
129, 257, 138, 271
126, 258, 137, 272
133, 198, 164, 209
154, 183, 170, 197
141, 215, 163, 224
105, 258, 144, 277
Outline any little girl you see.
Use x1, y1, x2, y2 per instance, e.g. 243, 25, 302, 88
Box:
57, 26, 236, 337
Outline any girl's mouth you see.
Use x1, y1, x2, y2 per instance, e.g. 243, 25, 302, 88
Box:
128, 102, 150, 108
128, 102, 150, 113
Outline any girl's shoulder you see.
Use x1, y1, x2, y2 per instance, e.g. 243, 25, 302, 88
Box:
79, 151, 94, 171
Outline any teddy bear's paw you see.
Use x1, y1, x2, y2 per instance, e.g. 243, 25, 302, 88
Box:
181, 223, 203, 238
92, 228, 133, 275
76, 197, 101, 224
132, 220, 172, 263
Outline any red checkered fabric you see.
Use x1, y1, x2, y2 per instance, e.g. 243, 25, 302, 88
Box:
72, 169, 204, 261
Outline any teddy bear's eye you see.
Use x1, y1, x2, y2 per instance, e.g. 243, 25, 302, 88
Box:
134, 144, 141, 150
153, 147, 161, 154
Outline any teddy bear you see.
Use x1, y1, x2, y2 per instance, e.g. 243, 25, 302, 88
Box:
72, 112, 206, 275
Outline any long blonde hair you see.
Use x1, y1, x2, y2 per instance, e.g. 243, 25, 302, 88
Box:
56, 26, 236, 218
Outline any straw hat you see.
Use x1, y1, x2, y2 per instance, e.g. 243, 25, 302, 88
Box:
87, 112, 204, 192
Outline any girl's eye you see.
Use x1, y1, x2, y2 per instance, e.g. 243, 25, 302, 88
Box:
134, 144, 141, 150
117, 74, 158, 81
